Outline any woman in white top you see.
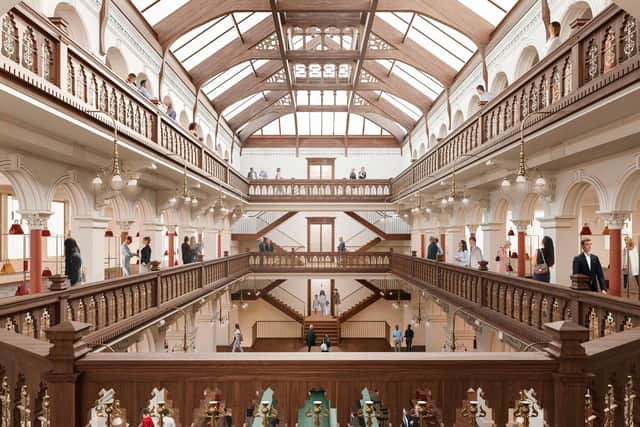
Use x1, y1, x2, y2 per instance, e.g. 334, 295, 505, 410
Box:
312, 294, 320, 315
232, 323, 243, 352
623, 237, 640, 294
455, 240, 469, 267
318, 290, 329, 316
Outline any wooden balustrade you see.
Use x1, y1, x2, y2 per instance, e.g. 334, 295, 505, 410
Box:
0, 4, 249, 200
0, 255, 251, 344
392, 6, 640, 199
340, 321, 388, 339
391, 254, 640, 342
254, 321, 302, 338
248, 251, 391, 272
248, 179, 392, 202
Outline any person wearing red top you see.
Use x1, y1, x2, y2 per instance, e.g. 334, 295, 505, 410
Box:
140, 408, 154, 427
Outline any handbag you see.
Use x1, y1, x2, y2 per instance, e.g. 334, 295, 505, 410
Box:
534, 249, 548, 275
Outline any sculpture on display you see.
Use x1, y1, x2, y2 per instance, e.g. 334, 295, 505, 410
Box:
298, 389, 337, 427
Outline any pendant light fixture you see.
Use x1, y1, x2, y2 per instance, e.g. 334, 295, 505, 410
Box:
504, 111, 552, 186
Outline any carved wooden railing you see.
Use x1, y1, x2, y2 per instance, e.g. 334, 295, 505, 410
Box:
392, 6, 640, 199
248, 251, 391, 272
248, 179, 392, 202
340, 320, 388, 339
0, 4, 249, 199
391, 254, 640, 342
0, 254, 250, 344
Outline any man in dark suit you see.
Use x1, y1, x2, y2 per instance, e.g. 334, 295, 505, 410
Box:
305, 324, 316, 352
426, 237, 439, 260
573, 238, 607, 293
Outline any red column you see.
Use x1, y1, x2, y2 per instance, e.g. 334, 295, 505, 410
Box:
609, 228, 622, 296
30, 229, 43, 293
168, 233, 175, 267
217, 233, 222, 257
420, 234, 425, 258
120, 231, 128, 243
198, 232, 202, 244
439, 232, 446, 261
517, 230, 526, 278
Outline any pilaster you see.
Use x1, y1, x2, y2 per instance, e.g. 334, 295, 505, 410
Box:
480, 222, 505, 272
69, 216, 109, 283
538, 216, 578, 285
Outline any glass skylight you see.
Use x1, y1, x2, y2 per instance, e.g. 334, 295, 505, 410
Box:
380, 92, 422, 120
253, 112, 391, 137
132, 0, 189, 26
170, 13, 270, 71
296, 90, 349, 106
376, 59, 443, 100
203, 60, 268, 100
457, 0, 518, 26
223, 92, 267, 120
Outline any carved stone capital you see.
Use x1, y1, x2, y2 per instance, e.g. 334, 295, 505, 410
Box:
19, 211, 53, 229
512, 220, 530, 232
597, 211, 629, 230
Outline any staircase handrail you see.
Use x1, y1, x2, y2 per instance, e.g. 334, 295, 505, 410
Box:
269, 286, 306, 317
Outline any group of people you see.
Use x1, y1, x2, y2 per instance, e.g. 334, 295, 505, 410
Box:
349, 167, 367, 179
304, 324, 332, 352
311, 289, 339, 317
120, 235, 153, 277
391, 324, 415, 352
126, 73, 176, 121
427, 235, 484, 270
181, 236, 203, 265
257, 237, 275, 253
247, 167, 283, 180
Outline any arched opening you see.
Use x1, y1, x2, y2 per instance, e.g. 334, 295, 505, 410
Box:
105, 47, 129, 81
467, 95, 480, 118
560, 2, 593, 42
53, 3, 89, 50
428, 134, 437, 148
419, 142, 426, 156
437, 123, 447, 140
490, 72, 509, 94
515, 46, 540, 79
178, 111, 190, 129
452, 110, 464, 128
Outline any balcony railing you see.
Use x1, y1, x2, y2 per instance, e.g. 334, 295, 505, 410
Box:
248, 179, 392, 202
0, 4, 249, 200
391, 254, 640, 343
392, 6, 640, 199
248, 251, 391, 272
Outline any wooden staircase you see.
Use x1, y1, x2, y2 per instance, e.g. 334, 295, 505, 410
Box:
345, 211, 410, 240
355, 237, 383, 253
304, 317, 340, 344
232, 211, 298, 240
262, 293, 304, 323
339, 293, 382, 322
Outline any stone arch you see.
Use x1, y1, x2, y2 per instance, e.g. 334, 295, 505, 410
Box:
133, 197, 157, 224
560, 176, 608, 216
178, 111, 190, 129
428, 134, 437, 148
437, 123, 447, 139
105, 47, 129, 81
452, 110, 464, 128
468, 202, 485, 226
519, 192, 543, 223
491, 198, 510, 223
109, 193, 136, 222
612, 163, 640, 212
515, 46, 540, 80
490, 72, 509, 93
467, 95, 480, 118
560, 1, 593, 42
53, 2, 89, 50
0, 156, 49, 212
47, 172, 93, 217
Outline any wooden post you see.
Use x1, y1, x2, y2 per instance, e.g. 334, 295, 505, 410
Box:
45, 321, 92, 427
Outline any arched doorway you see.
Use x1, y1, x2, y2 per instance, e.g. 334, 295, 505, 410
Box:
53, 2, 89, 50
515, 46, 540, 79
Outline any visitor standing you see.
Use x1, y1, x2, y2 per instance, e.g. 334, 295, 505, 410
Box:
358, 166, 367, 179
572, 238, 607, 293
392, 324, 403, 352
466, 237, 483, 269
64, 237, 82, 286
232, 323, 243, 352
190, 236, 202, 262
623, 237, 640, 295
181, 236, 192, 264
305, 324, 316, 352
140, 237, 151, 273
337, 237, 346, 253
533, 236, 555, 283
140, 409, 154, 427
349, 168, 357, 179
404, 324, 414, 352
333, 288, 341, 316
121, 236, 133, 277
319, 290, 329, 317
427, 237, 439, 260
312, 294, 320, 315
248, 167, 258, 179
455, 240, 469, 267
321, 334, 331, 352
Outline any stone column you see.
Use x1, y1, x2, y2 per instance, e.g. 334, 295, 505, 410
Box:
513, 220, 529, 278
167, 225, 177, 267
446, 225, 466, 263
70, 216, 109, 282
21, 211, 51, 294
203, 228, 217, 260
538, 216, 578, 285
45, 321, 92, 427
220, 218, 232, 256
142, 222, 164, 265
600, 212, 629, 296
480, 222, 504, 272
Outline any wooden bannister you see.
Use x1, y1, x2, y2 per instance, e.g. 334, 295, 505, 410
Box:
391, 254, 640, 342
248, 179, 392, 202
391, 5, 640, 199
0, 4, 250, 201
248, 251, 392, 273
